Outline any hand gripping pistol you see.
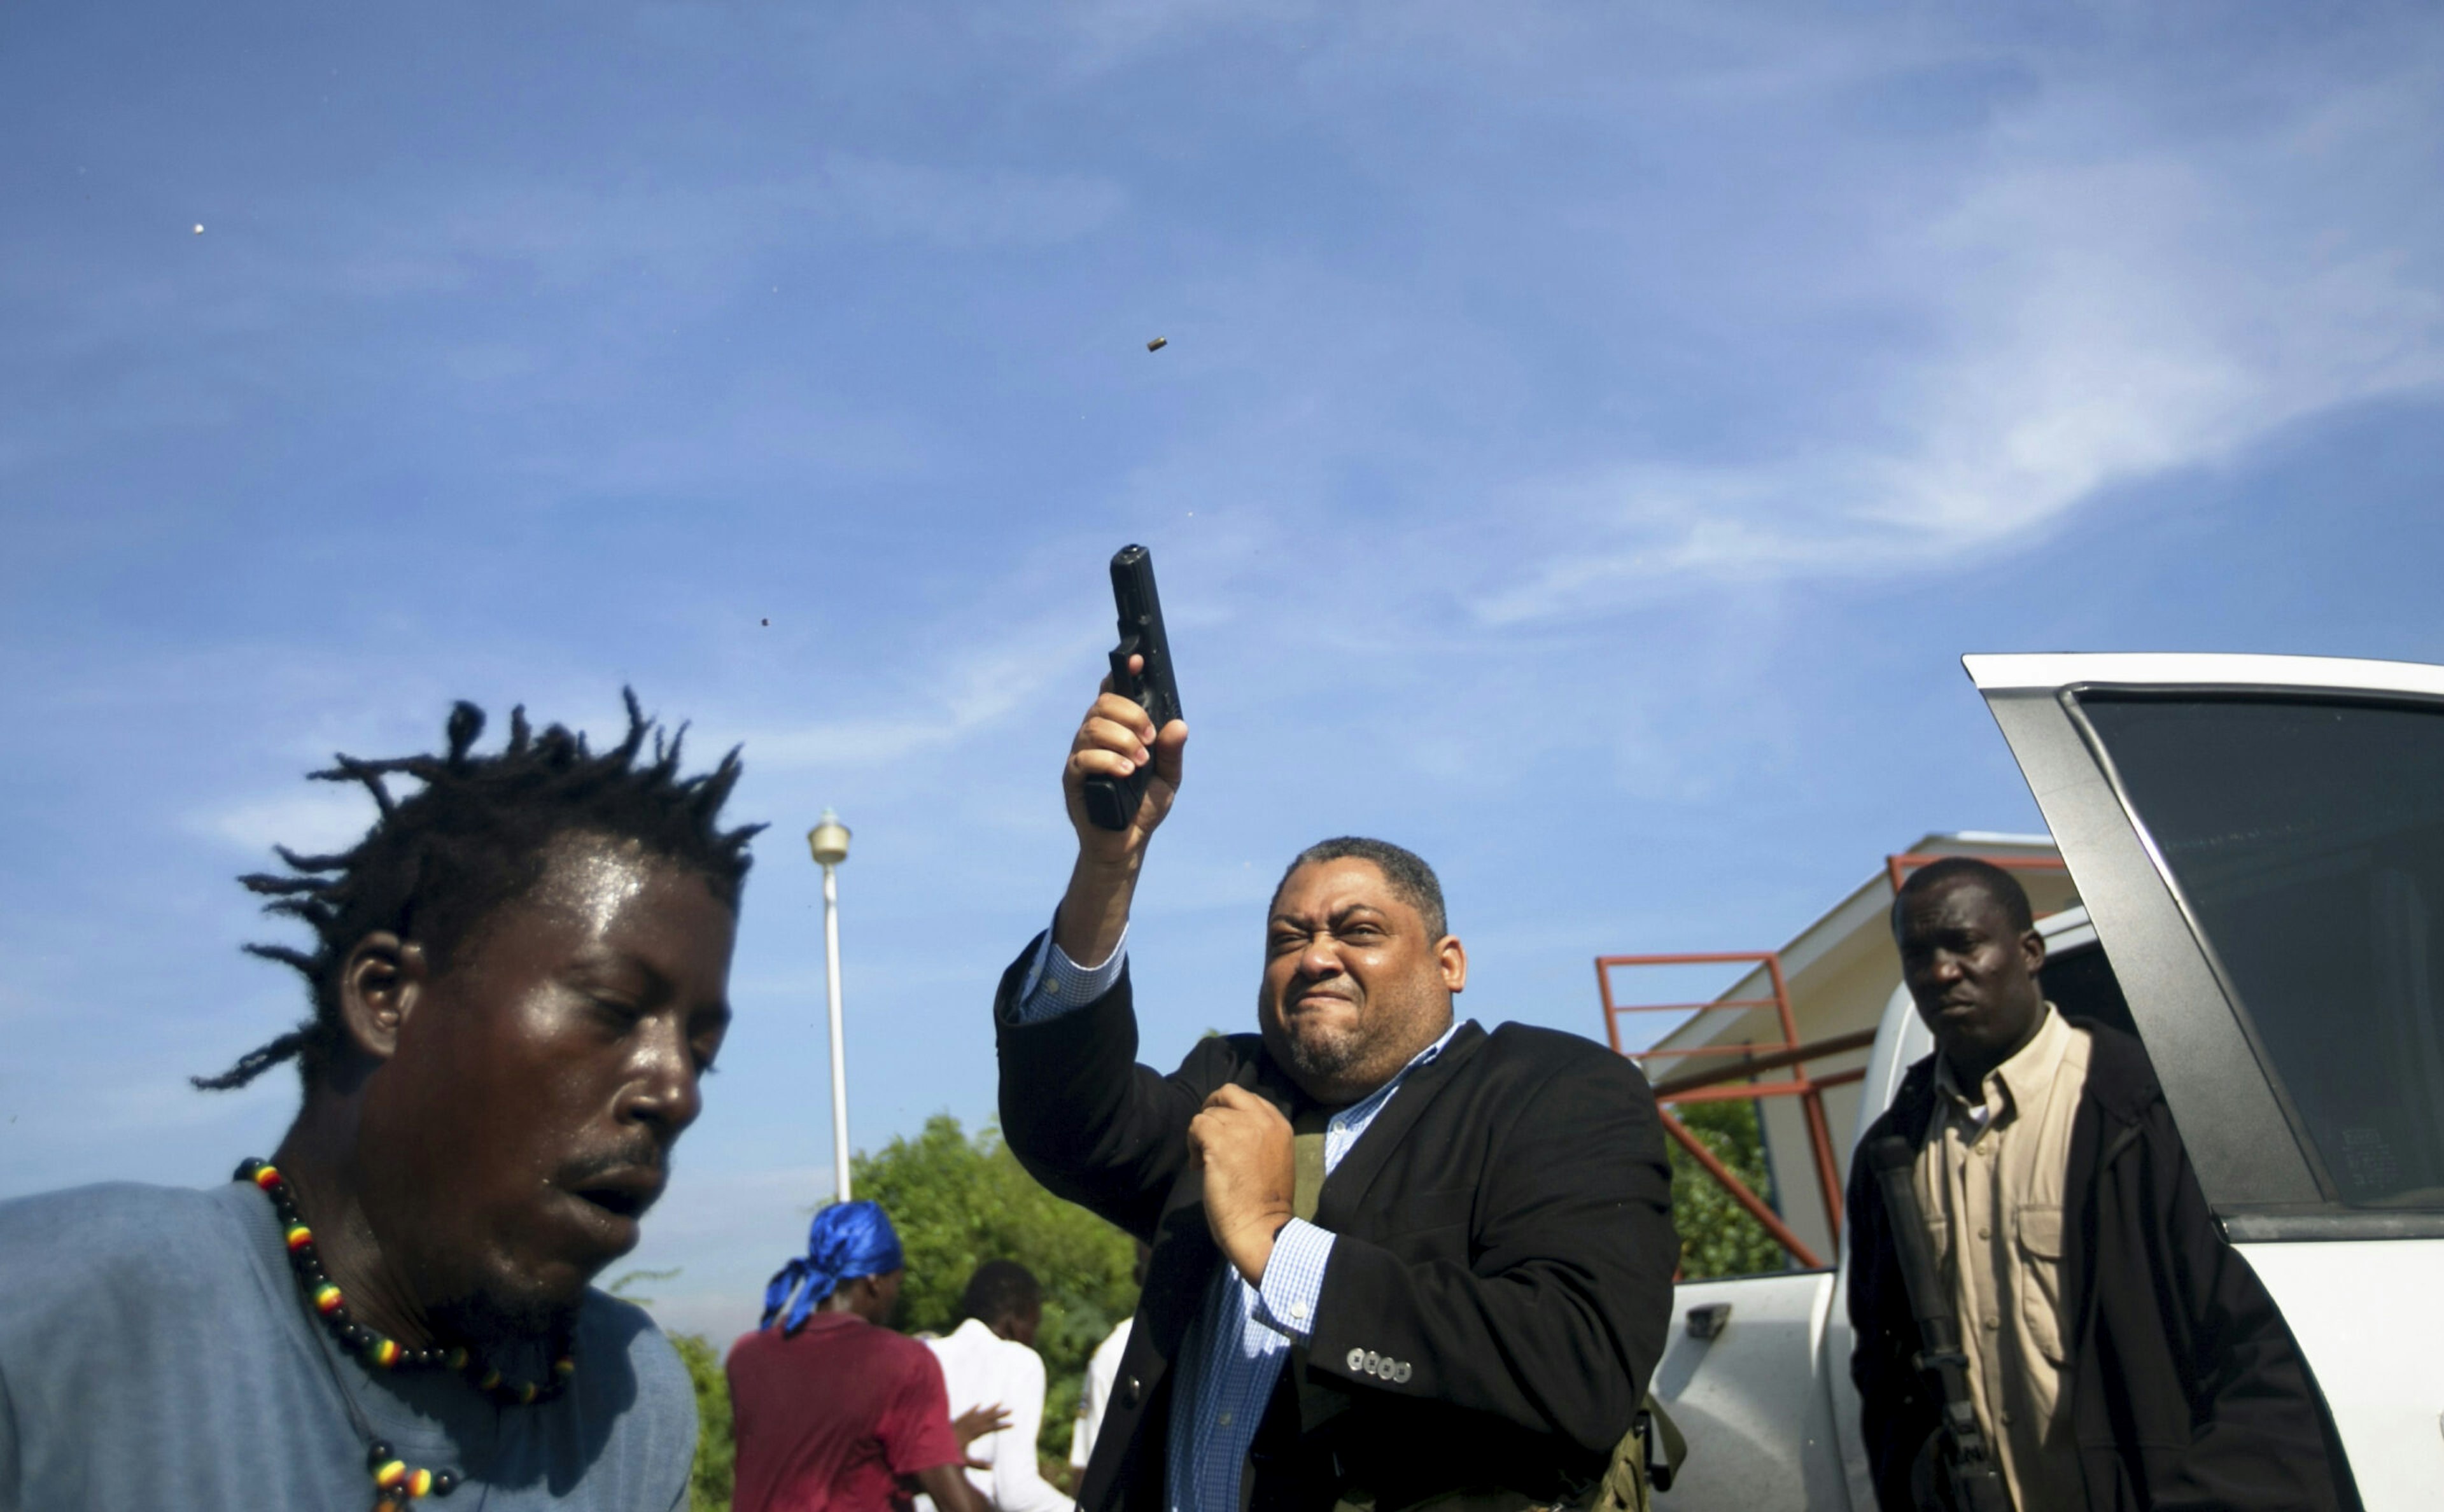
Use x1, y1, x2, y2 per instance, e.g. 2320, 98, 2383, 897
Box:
1081, 544, 1183, 832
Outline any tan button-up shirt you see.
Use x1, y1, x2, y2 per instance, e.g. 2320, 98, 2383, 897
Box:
1913, 1004, 2091, 1512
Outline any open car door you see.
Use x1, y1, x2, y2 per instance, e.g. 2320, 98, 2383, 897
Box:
1967, 652, 2444, 1510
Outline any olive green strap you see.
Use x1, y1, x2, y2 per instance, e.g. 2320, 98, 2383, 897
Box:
1293, 1131, 1327, 1223
1284, 1121, 1344, 1438
1586, 1396, 1687, 1512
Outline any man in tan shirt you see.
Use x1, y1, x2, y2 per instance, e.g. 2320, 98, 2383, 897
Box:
1917, 986, 2091, 1508
1847, 858, 2346, 1512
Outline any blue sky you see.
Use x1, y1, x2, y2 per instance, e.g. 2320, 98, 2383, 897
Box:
4, 1, 2440, 1345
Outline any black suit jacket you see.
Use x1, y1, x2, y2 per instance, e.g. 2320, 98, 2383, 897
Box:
993, 938, 1676, 1512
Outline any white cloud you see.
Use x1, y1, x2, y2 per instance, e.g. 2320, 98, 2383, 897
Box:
1454, 32, 2444, 621
741, 615, 1107, 769
185, 787, 381, 860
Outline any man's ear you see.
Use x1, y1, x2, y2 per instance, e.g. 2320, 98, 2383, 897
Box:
2019, 926, 2047, 980
337, 932, 430, 1061
1438, 934, 1468, 994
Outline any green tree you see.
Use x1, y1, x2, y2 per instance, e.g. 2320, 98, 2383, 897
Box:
668, 1332, 736, 1512
852, 1114, 1142, 1466
1668, 1098, 1794, 1278
609, 1268, 736, 1512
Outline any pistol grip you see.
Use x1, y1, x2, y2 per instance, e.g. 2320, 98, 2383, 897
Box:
1081, 768, 1148, 832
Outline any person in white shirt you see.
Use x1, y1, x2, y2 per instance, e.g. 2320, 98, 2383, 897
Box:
1068, 1315, 1132, 1476
927, 1262, 1073, 1512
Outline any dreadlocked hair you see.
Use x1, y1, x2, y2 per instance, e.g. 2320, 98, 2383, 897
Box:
197, 690, 765, 1093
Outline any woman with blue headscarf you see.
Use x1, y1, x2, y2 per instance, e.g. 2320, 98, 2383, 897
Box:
727, 1203, 989, 1512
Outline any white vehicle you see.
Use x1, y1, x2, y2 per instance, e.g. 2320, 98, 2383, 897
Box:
1648, 654, 2444, 1512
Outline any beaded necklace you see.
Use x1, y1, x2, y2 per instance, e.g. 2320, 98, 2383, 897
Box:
240, 1159, 577, 1507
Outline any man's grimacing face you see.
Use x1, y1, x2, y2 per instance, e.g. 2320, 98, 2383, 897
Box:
1894, 876, 2045, 1074
1258, 856, 1464, 1102
355, 836, 736, 1336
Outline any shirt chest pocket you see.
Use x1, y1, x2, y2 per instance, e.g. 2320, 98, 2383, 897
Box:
2014, 1203, 2068, 1363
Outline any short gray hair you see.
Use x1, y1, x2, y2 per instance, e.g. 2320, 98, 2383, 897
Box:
1273, 836, 1449, 940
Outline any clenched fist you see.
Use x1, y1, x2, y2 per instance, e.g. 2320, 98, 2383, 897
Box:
1053, 654, 1189, 969
1062, 655, 1189, 864
1188, 1085, 1296, 1285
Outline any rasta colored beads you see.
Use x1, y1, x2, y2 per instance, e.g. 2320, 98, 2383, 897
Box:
239, 1161, 575, 1509
372, 1452, 432, 1495
367, 1441, 460, 1506
235, 1159, 575, 1409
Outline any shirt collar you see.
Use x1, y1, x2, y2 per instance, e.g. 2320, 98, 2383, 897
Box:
1935, 1001, 2068, 1121
1333, 1020, 1463, 1128
949, 1316, 1001, 1346
1996, 1002, 2075, 1109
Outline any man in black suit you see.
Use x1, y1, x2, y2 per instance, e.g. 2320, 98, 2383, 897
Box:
993, 664, 1676, 1512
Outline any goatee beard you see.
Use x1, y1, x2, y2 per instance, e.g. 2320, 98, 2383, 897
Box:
1280, 1026, 1363, 1086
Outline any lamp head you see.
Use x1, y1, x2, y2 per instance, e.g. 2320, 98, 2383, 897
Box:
806, 809, 851, 868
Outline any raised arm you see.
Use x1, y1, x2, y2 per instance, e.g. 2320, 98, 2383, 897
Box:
995, 662, 1198, 1237
1053, 655, 1186, 968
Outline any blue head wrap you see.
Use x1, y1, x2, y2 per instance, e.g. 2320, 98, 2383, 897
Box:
761, 1200, 906, 1334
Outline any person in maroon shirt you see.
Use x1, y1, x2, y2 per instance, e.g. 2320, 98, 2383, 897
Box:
729, 1202, 990, 1512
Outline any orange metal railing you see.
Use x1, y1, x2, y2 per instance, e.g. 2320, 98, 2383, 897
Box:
1603, 850, 2073, 1273
1598, 949, 1846, 1268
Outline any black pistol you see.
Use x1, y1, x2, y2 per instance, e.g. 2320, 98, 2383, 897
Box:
1081, 545, 1183, 832
1867, 1137, 2012, 1512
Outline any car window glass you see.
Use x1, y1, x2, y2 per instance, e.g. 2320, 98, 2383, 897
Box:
2035, 943, 2138, 1043
2078, 695, 2444, 1212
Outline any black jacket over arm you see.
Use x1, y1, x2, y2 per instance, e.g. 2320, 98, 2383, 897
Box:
994, 937, 1676, 1512
1846, 1022, 2352, 1512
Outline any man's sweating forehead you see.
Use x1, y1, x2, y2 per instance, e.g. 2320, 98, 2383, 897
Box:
1268, 837, 1450, 938
528, 833, 659, 925
1892, 873, 2014, 941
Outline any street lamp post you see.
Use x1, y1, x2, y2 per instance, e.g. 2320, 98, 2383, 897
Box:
806, 808, 853, 1203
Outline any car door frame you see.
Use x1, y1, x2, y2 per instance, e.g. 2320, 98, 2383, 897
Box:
1964, 651, 2444, 1239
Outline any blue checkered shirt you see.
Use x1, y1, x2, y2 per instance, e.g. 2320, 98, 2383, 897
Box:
1011, 929, 1459, 1512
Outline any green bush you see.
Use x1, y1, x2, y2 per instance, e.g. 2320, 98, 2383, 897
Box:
668, 1332, 736, 1512
852, 1114, 1142, 1462
1668, 1099, 1794, 1278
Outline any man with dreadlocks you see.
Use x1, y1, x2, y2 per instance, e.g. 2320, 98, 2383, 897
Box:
0, 694, 760, 1510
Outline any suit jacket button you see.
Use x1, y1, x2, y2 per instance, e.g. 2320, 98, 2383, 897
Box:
1345, 1347, 1366, 1372
1120, 1375, 1142, 1409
